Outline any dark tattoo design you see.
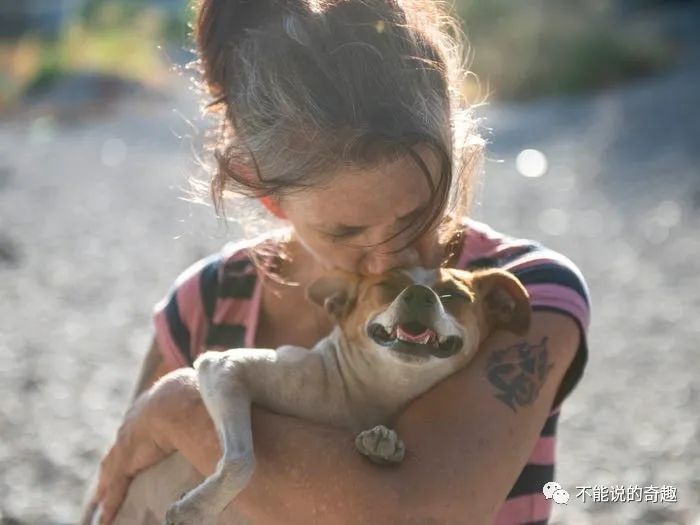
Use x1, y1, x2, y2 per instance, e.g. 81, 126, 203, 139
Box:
485, 336, 553, 412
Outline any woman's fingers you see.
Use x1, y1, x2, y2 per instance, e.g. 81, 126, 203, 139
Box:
90, 382, 180, 524
95, 444, 123, 499
94, 436, 132, 525
93, 433, 168, 524
79, 498, 98, 525
97, 474, 131, 525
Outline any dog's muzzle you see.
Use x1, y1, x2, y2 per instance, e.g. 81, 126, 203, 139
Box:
367, 284, 464, 358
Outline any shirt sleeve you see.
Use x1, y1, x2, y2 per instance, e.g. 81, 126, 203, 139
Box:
502, 245, 592, 411
152, 252, 223, 371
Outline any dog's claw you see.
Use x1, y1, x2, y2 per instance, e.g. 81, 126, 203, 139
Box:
354, 425, 405, 465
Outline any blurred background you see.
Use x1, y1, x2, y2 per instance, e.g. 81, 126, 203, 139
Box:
0, 0, 698, 523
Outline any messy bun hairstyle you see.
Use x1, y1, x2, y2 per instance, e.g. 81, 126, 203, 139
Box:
191, 0, 484, 281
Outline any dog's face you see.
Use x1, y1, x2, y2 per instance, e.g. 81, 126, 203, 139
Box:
306, 267, 531, 366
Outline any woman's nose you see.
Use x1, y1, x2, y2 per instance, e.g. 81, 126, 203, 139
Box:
361, 247, 420, 275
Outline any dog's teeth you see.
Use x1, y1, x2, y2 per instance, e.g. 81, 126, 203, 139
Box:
396, 325, 435, 344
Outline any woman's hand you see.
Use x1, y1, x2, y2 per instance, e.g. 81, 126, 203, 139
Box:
85, 367, 222, 525
85, 387, 172, 525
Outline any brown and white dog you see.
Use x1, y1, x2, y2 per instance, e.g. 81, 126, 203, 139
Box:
106, 266, 530, 525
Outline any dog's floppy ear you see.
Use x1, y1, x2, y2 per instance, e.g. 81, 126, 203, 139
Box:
305, 270, 358, 321
472, 269, 531, 335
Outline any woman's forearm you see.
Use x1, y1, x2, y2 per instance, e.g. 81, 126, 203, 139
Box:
233, 409, 401, 525
143, 369, 402, 523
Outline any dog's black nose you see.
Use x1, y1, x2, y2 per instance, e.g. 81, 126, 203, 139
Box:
401, 285, 437, 307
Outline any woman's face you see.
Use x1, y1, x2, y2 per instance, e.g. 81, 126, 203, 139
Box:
279, 145, 448, 276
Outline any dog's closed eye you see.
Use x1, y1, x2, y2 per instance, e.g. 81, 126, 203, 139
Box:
435, 288, 473, 303
371, 281, 403, 296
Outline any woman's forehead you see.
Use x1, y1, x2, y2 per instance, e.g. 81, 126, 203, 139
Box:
289, 147, 441, 224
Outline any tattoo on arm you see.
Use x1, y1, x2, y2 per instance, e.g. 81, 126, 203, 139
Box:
485, 336, 553, 412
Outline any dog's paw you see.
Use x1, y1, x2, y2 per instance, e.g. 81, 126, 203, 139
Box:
354, 425, 405, 465
164, 498, 214, 525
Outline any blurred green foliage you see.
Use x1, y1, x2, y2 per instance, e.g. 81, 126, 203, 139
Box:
80, 0, 193, 46
455, 0, 675, 100
0, 0, 676, 110
0, 2, 189, 109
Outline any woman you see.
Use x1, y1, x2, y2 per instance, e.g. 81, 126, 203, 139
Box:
83, 0, 591, 523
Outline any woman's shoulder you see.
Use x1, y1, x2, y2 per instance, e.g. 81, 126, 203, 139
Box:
459, 217, 575, 267
458, 217, 591, 328
152, 229, 289, 369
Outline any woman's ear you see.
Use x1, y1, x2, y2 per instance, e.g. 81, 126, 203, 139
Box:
259, 195, 287, 219
305, 271, 358, 321
472, 269, 531, 335
229, 160, 287, 219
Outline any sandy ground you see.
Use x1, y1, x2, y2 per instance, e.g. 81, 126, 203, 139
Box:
1, 12, 699, 525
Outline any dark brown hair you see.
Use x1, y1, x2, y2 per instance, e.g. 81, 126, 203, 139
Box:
191, 0, 484, 280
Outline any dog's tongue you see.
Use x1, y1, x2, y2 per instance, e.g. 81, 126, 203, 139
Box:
396, 324, 434, 344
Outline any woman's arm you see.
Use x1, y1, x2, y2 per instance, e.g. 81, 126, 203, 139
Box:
231, 310, 580, 524
95, 310, 579, 524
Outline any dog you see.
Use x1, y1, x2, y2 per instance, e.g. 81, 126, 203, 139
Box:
106, 265, 530, 525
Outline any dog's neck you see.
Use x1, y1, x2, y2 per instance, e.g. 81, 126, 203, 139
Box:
313, 326, 463, 428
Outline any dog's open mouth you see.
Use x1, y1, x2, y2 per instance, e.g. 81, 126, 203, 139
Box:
368, 321, 462, 356
396, 321, 436, 344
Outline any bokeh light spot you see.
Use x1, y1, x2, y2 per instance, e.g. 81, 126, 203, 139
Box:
516, 149, 548, 178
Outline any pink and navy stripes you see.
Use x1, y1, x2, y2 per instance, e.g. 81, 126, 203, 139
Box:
153, 242, 263, 369
152, 217, 591, 524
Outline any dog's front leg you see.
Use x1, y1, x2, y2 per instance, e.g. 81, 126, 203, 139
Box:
354, 425, 406, 465
165, 351, 264, 525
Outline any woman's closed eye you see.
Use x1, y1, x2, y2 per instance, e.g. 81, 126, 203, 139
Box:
323, 226, 366, 241
321, 205, 428, 242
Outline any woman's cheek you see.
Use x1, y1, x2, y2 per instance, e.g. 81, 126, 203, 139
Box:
317, 244, 361, 272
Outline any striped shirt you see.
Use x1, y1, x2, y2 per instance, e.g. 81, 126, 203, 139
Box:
153, 216, 591, 524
